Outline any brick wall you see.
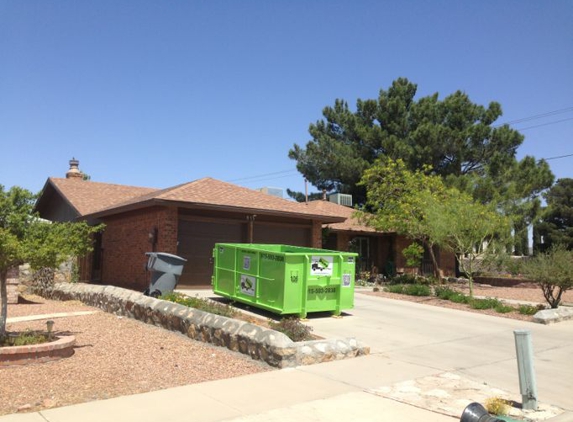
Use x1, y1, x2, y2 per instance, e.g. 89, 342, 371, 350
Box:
311, 220, 322, 248
99, 206, 178, 291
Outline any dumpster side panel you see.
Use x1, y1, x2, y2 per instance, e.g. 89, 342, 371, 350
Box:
212, 244, 238, 298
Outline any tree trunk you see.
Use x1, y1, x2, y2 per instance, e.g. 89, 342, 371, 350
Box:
426, 242, 442, 279
0, 270, 7, 340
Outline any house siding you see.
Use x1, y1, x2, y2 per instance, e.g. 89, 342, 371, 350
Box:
99, 206, 178, 291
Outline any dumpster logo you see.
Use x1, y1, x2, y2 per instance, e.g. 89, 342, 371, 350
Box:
310, 256, 333, 276
240, 275, 256, 296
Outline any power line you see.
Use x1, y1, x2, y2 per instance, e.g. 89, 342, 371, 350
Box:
495, 106, 573, 127
227, 169, 298, 182
543, 153, 573, 161
515, 116, 573, 131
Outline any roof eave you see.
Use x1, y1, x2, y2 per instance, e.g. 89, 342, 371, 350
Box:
85, 198, 346, 223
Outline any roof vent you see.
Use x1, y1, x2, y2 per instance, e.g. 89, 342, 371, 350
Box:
259, 187, 283, 198
329, 193, 352, 207
66, 158, 83, 179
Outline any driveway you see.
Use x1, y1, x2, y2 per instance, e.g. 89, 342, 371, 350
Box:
305, 291, 573, 412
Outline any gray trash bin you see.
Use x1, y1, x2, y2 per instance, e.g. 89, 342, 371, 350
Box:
144, 252, 187, 297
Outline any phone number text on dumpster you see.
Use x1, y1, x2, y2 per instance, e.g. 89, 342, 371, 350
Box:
308, 287, 336, 294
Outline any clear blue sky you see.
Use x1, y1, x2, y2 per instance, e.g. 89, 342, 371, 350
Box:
1, 1, 572, 197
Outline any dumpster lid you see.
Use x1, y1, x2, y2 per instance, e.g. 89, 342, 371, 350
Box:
145, 252, 187, 262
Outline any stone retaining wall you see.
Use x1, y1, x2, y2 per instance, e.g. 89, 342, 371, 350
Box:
40, 283, 369, 368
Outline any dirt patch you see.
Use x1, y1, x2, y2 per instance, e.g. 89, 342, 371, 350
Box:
1, 295, 271, 416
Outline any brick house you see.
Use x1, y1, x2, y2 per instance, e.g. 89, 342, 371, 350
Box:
304, 199, 456, 278
35, 160, 345, 290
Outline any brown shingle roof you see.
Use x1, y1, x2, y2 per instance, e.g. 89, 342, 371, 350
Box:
45, 178, 158, 217
85, 178, 346, 223
304, 200, 391, 233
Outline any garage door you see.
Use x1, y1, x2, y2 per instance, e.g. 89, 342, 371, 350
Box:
177, 220, 244, 287
253, 223, 311, 247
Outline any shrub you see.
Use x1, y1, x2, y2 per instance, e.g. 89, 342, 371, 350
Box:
520, 246, 573, 308
388, 274, 419, 285
485, 397, 511, 416
1, 330, 49, 347
494, 303, 515, 314
434, 286, 457, 300
469, 297, 501, 310
518, 304, 544, 315
160, 292, 237, 318
385, 284, 406, 294
402, 284, 431, 296
384, 283, 431, 296
268, 317, 313, 342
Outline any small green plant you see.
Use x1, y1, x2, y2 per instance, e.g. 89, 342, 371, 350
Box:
494, 303, 515, 314
388, 274, 419, 285
402, 284, 431, 296
402, 242, 424, 268
518, 304, 544, 315
435, 287, 470, 303
160, 292, 237, 318
485, 396, 511, 416
268, 317, 313, 342
0, 330, 49, 347
384, 283, 431, 296
469, 297, 502, 310
385, 284, 406, 294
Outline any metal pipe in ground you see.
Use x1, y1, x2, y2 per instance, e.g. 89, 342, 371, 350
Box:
514, 329, 538, 410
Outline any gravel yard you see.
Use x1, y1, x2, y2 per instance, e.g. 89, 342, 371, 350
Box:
0, 295, 271, 416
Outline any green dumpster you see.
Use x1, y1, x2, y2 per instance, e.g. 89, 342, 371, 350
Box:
212, 243, 358, 318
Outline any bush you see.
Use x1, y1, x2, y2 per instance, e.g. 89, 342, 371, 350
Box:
520, 246, 573, 308
485, 397, 511, 416
1, 330, 49, 347
402, 284, 431, 296
384, 283, 431, 296
494, 303, 515, 314
160, 292, 237, 318
434, 286, 470, 303
268, 317, 313, 342
385, 284, 407, 294
434, 286, 457, 300
388, 274, 419, 285
518, 304, 544, 315
469, 297, 502, 310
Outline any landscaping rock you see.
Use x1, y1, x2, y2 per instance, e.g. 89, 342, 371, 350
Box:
38, 283, 370, 368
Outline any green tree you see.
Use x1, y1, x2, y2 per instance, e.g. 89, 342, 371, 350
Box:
289, 77, 527, 203
0, 185, 103, 340
534, 178, 573, 252
358, 159, 449, 277
520, 246, 573, 308
289, 78, 553, 253
426, 190, 511, 297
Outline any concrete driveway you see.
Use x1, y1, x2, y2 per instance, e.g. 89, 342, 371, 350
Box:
306, 291, 573, 412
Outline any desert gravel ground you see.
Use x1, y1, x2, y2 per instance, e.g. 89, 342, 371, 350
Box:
1, 295, 271, 416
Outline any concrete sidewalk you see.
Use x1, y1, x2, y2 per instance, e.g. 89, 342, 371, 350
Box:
0, 357, 457, 422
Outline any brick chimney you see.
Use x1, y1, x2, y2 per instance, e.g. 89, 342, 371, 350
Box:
66, 158, 83, 179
